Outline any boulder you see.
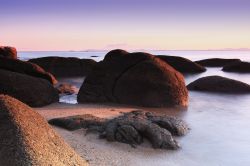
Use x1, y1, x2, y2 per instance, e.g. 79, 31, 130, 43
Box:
157, 55, 206, 74
0, 95, 88, 166
0, 46, 17, 59
0, 69, 59, 107
29, 56, 97, 77
222, 61, 250, 73
195, 58, 241, 67
49, 110, 189, 150
187, 75, 250, 93
0, 57, 57, 84
77, 49, 188, 107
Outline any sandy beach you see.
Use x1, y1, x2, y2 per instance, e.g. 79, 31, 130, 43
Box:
35, 90, 250, 166
36, 103, 187, 166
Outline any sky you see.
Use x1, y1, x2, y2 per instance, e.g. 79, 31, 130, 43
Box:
0, 0, 250, 51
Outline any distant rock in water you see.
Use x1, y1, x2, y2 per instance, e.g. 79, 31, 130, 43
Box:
187, 76, 250, 93
0, 46, 17, 59
77, 49, 188, 107
0, 95, 88, 166
91, 55, 99, 57
29, 57, 97, 77
0, 69, 59, 107
0, 57, 57, 84
56, 83, 78, 95
49, 110, 189, 150
222, 61, 250, 73
157, 55, 206, 74
195, 58, 241, 67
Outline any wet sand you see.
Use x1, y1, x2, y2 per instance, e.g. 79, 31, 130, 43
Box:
35, 91, 250, 166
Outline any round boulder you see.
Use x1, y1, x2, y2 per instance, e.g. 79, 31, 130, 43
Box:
0, 95, 87, 165
0, 46, 17, 59
78, 50, 188, 107
157, 55, 206, 74
29, 56, 97, 77
0, 57, 57, 84
195, 58, 241, 67
222, 61, 250, 73
0, 69, 59, 107
187, 75, 250, 93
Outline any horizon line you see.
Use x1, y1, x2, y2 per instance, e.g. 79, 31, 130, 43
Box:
18, 48, 250, 52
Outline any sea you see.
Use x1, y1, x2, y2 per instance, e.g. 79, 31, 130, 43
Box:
20, 50, 250, 166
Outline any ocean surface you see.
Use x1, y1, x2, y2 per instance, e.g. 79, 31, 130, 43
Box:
20, 50, 250, 166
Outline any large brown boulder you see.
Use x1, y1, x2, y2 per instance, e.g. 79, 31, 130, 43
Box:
222, 61, 250, 73
0, 46, 17, 59
157, 55, 206, 74
195, 58, 241, 67
187, 75, 250, 93
29, 56, 97, 77
0, 69, 59, 107
0, 95, 88, 166
0, 57, 57, 84
78, 49, 188, 107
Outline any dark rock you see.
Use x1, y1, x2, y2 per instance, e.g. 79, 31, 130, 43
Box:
49, 114, 106, 131
91, 55, 99, 57
56, 83, 78, 95
78, 49, 188, 107
157, 55, 206, 74
195, 58, 241, 67
0, 69, 59, 107
29, 56, 97, 77
49, 110, 189, 150
0, 95, 87, 165
0, 46, 17, 59
0, 57, 57, 84
187, 75, 250, 93
222, 61, 250, 73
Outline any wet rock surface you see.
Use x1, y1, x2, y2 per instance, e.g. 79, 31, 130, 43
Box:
49, 110, 189, 150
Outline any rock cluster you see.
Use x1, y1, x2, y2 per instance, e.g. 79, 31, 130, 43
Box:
49, 110, 189, 150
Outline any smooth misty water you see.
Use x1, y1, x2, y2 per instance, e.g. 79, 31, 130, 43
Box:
20, 50, 250, 166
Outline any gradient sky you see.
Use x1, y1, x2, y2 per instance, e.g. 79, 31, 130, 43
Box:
1, 0, 250, 51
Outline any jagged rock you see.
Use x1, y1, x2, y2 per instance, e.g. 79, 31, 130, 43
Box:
0, 69, 59, 107
29, 57, 97, 77
222, 61, 250, 73
0, 46, 17, 59
49, 110, 189, 150
0, 95, 88, 166
195, 58, 241, 67
0, 57, 57, 84
157, 55, 206, 74
187, 75, 250, 93
78, 49, 188, 107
